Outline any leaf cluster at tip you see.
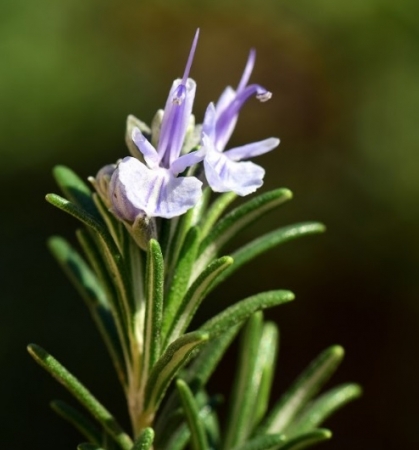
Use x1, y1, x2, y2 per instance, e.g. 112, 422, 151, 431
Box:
28, 165, 359, 450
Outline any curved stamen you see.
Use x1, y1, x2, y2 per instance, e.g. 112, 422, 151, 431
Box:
215, 83, 272, 141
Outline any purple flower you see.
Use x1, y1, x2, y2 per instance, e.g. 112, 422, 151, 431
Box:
201, 50, 279, 196
110, 30, 204, 220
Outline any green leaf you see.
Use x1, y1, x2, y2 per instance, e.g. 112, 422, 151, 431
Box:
92, 193, 125, 254
185, 324, 242, 389
52, 165, 101, 221
164, 227, 200, 324
159, 421, 190, 450
176, 380, 209, 450
289, 383, 362, 435
50, 400, 102, 445
200, 290, 294, 339
27, 344, 133, 450
223, 312, 265, 450
189, 187, 212, 227
277, 429, 331, 450
132, 428, 155, 450
231, 434, 285, 450
156, 391, 219, 450
259, 346, 344, 434
253, 322, 280, 428
46, 193, 135, 334
194, 189, 292, 276
144, 331, 209, 413
48, 236, 107, 308
48, 236, 127, 386
165, 205, 196, 276
155, 326, 239, 439
199, 191, 237, 238
45, 194, 118, 259
142, 239, 164, 380
209, 222, 325, 293
163, 256, 234, 347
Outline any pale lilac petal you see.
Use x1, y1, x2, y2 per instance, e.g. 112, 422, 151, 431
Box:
202, 134, 265, 196
224, 137, 280, 161
110, 156, 202, 220
215, 84, 272, 151
211, 51, 272, 151
170, 148, 205, 176
132, 127, 161, 169
214, 86, 236, 118
110, 157, 156, 220
202, 102, 217, 141
153, 174, 202, 218
214, 86, 238, 149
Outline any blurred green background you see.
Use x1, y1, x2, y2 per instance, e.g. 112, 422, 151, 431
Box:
1, 0, 419, 448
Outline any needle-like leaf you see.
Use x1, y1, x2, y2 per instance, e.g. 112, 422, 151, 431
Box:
132, 427, 155, 450
163, 256, 233, 347
144, 331, 209, 413
194, 189, 292, 277
27, 344, 133, 450
200, 290, 294, 339
176, 379, 210, 450
258, 346, 344, 434
50, 400, 102, 445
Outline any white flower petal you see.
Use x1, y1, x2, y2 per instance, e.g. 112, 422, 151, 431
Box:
224, 137, 279, 161
110, 156, 202, 220
203, 140, 265, 196
132, 128, 161, 169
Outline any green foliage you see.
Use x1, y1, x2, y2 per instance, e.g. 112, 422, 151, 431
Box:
28, 165, 360, 449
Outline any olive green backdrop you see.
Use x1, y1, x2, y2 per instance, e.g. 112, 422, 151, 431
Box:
1, 0, 419, 448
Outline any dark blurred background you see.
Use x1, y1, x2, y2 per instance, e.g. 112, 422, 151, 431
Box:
1, 0, 419, 448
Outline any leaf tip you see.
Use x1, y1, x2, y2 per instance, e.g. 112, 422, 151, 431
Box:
321, 428, 333, 439
330, 345, 345, 360
283, 188, 293, 200
283, 290, 296, 302
27, 343, 47, 362
52, 164, 68, 177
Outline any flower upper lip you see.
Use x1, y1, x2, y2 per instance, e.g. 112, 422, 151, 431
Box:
158, 29, 200, 168
212, 49, 273, 152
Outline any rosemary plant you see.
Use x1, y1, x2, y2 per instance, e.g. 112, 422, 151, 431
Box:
28, 30, 361, 450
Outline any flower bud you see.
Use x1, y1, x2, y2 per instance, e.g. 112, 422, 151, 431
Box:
129, 215, 157, 251
88, 164, 117, 208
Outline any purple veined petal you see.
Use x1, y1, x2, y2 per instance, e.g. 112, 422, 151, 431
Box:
224, 137, 280, 162
158, 77, 197, 168
216, 83, 271, 136
110, 156, 202, 220
202, 134, 265, 196
202, 102, 217, 141
157, 30, 200, 168
170, 148, 205, 176
153, 173, 203, 219
204, 151, 265, 196
132, 127, 161, 169
236, 49, 256, 93
109, 157, 148, 221
212, 86, 238, 151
